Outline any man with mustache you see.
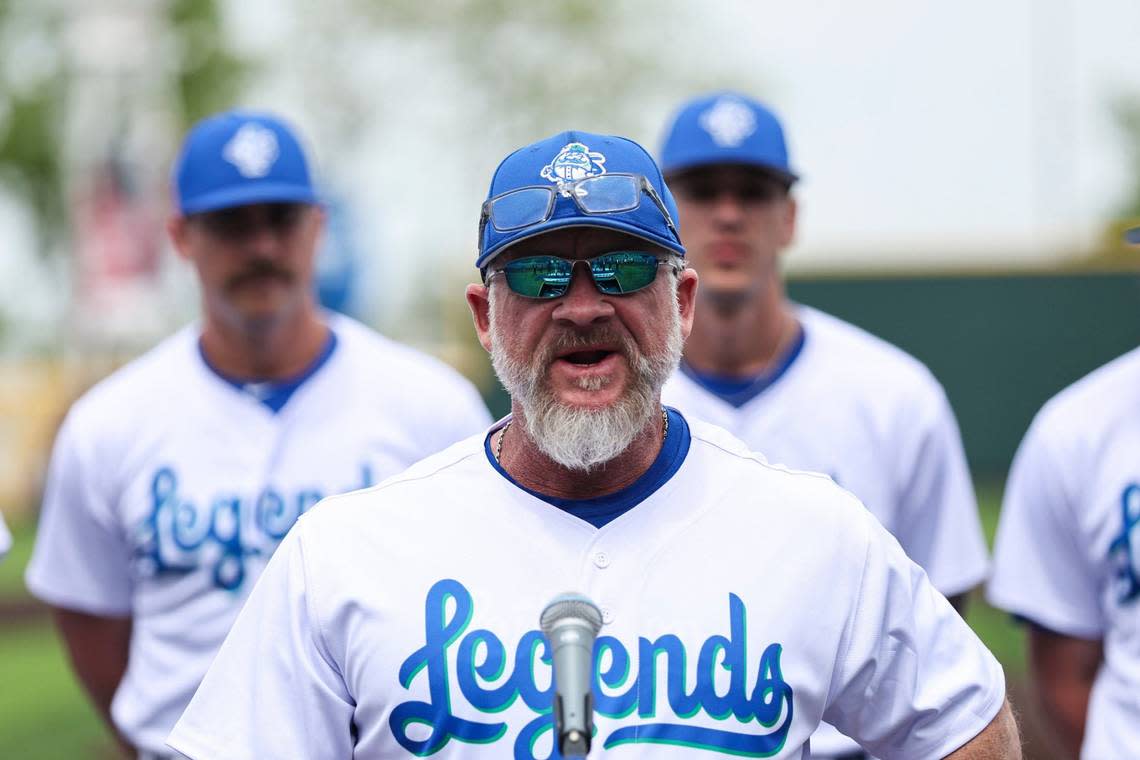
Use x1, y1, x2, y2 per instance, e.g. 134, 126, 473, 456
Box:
25, 109, 491, 760
657, 92, 990, 759
168, 131, 1019, 759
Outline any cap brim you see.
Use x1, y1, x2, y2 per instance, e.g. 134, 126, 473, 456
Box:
478, 217, 686, 269
663, 158, 798, 187
180, 183, 319, 215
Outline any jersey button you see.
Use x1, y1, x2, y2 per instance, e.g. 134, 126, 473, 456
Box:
593, 551, 611, 569
601, 607, 615, 625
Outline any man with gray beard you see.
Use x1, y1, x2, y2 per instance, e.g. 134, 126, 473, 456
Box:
169, 131, 1019, 759
487, 276, 682, 473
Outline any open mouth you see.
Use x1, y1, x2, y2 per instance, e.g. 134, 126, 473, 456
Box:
559, 349, 614, 366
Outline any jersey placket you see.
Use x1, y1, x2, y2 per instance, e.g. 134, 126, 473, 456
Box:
571, 471, 691, 634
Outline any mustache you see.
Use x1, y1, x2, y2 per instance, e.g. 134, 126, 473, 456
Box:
225, 260, 294, 291
537, 327, 638, 367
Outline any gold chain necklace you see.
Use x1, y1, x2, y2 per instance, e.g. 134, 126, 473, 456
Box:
495, 407, 669, 462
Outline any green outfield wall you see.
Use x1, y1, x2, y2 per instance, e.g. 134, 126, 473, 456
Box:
788, 271, 1140, 475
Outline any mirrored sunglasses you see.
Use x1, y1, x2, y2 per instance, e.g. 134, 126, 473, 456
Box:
485, 251, 680, 299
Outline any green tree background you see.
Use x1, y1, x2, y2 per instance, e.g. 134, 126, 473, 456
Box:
0, 0, 247, 258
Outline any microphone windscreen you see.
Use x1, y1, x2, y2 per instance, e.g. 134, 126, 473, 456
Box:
540, 593, 603, 636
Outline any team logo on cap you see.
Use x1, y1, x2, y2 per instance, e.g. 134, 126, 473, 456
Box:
540, 142, 606, 183
223, 123, 280, 178
699, 97, 757, 148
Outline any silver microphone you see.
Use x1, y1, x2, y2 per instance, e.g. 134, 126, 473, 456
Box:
540, 592, 603, 759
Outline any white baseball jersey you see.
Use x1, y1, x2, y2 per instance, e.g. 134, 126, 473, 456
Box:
662, 306, 989, 757
168, 415, 1004, 760
0, 511, 11, 560
25, 313, 491, 756
988, 347, 1140, 759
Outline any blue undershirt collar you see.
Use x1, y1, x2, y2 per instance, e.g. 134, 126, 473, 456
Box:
485, 407, 691, 529
199, 328, 339, 414
680, 326, 806, 408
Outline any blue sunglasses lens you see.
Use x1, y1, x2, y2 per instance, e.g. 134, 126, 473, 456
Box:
503, 256, 573, 299
500, 252, 663, 299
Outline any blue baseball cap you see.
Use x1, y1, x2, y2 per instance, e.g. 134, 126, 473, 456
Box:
658, 91, 798, 184
1127, 227, 1140, 245
172, 109, 318, 215
477, 130, 685, 269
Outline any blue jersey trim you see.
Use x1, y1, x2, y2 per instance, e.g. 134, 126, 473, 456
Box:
199, 328, 339, 414
484, 407, 691, 528
680, 326, 806, 408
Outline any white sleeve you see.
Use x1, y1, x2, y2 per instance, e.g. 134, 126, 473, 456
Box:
824, 509, 1006, 759
167, 522, 355, 760
987, 416, 1103, 637
892, 384, 989, 597
0, 511, 11, 560
24, 409, 133, 615
420, 375, 493, 459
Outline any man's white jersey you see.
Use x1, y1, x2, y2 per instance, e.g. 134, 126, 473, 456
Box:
25, 313, 491, 755
169, 417, 1005, 760
663, 306, 988, 758
0, 511, 11, 560
989, 347, 1140, 760
663, 305, 987, 596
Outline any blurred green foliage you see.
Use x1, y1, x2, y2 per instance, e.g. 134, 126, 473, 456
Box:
0, 5, 67, 251
169, 0, 249, 124
298, 0, 730, 157
0, 0, 248, 256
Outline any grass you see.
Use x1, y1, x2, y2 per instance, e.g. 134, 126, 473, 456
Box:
0, 482, 1026, 755
0, 619, 113, 758
0, 513, 115, 757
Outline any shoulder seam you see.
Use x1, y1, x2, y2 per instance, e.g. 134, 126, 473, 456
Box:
690, 431, 837, 484
317, 447, 487, 507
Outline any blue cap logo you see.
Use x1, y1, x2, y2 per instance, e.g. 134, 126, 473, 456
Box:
699, 96, 758, 148
223, 123, 280, 178
540, 142, 607, 183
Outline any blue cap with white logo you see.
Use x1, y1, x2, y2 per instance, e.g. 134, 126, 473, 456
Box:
477, 130, 685, 269
658, 91, 798, 184
172, 109, 318, 215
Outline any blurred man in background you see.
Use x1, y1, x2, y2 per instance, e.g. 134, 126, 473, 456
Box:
657, 91, 990, 760
25, 109, 491, 759
989, 229, 1140, 758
